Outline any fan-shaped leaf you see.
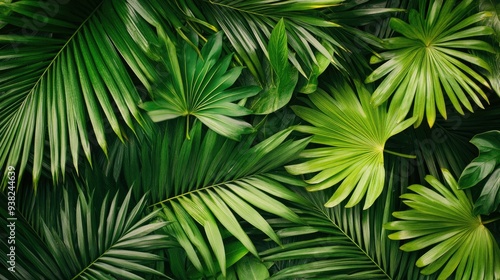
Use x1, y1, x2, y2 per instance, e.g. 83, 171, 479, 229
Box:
385, 169, 500, 279
140, 31, 260, 141
286, 79, 416, 209
366, 1, 494, 127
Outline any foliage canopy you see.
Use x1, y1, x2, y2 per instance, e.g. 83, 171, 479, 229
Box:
1, 0, 499, 279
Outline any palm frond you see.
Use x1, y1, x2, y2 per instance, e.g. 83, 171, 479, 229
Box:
366, 0, 495, 127
0, 0, 166, 188
200, 0, 343, 81
385, 169, 500, 279
140, 31, 260, 140
0, 181, 172, 279
286, 78, 416, 209
260, 169, 432, 280
101, 120, 310, 277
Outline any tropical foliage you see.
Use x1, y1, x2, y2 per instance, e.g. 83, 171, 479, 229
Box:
0, 0, 499, 279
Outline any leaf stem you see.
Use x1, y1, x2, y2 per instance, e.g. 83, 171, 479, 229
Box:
483, 216, 500, 225
384, 149, 416, 159
186, 114, 191, 140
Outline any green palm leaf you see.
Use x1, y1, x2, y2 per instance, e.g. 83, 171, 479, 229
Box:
102, 120, 310, 278
0, 181, 172, 279
0, 0, 162, 188
260, 169, 431, 279
286, 79, 416, 209
140, 31, 260, 141
200, 0, 342, 81
366, 0, 495, 127
385, 169, 500, 279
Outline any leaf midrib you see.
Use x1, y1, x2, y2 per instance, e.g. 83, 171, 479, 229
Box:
149, 174, 262, 207
320, 208, 393, 280
20, 1, 105, 108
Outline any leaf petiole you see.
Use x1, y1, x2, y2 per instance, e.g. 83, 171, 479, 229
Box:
483, 216, 500, 225
384, 149, 417, 159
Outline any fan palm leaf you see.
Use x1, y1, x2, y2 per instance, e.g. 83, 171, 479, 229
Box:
286, 78, 416, 209
366, 0, 495, 128
0, 0, 169, 187
140, 31, 260, 140
385, 169, 500, 279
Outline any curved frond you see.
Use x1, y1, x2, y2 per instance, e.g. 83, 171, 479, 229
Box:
0, 181, 172, 279
0, 0, 162, 188
102, 120, 310, 278
261, 170, 431, 280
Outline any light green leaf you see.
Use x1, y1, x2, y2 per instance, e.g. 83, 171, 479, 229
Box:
286, 79, 416, 209
367, 1, 494, 127
385, 169, 500, 279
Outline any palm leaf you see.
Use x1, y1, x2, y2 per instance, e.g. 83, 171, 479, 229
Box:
200, 0, 342, 81
139, 31, 260, 141
366, 0, 495, 127
385, 169, 500, 279
476, 0, 500, 96
260, 169, 432, 279
0, 0, 164, 188
0, 181, 172, 279
286, 78, 416, 209
101, 120, 310, 278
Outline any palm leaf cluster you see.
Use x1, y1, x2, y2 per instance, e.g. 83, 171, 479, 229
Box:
0, 182, 173, 279
140, 31, 260, 140
1, 0, 499, 279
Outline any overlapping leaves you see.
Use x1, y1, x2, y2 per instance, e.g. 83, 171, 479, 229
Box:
366, 0, 495, 127
286, 80, 416, 209
459, 130, 500, 215
249, 18, 299, 114
260, 169, 429, 279
156, 132, 308, 277
0, 182, 171, 279
201, 0, 341, 82
104, 120, 310, 278
140, 31, 260, 141
0, 0, 160, 188
385, 169, 500, 279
